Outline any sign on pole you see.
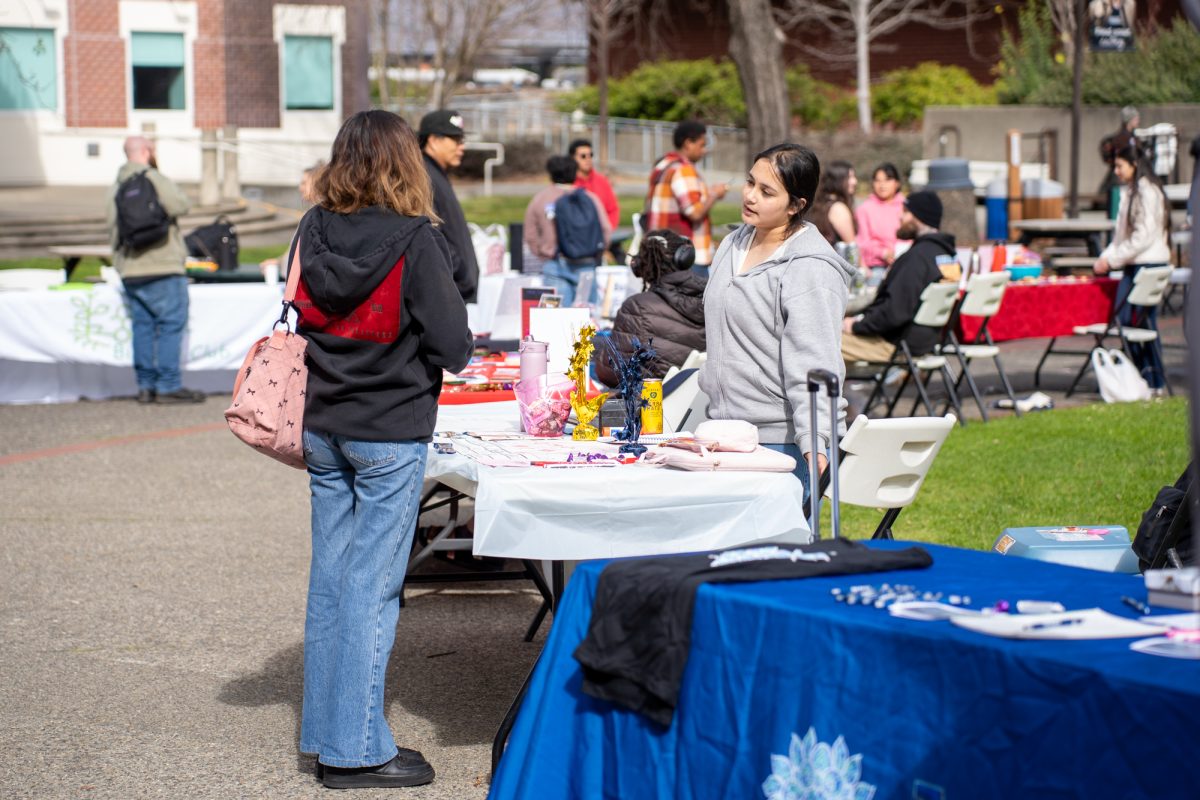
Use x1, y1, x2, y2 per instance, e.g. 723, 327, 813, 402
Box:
1089, 0, 1136, 52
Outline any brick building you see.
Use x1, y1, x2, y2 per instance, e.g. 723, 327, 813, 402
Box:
0, 0, 369, 187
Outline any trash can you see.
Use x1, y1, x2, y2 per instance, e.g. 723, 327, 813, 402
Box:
925, 159, 979, 247
985, 178, 1008, 241
1022, 178, 1064, 221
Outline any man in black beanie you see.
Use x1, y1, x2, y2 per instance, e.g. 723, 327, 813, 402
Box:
841, 190, 957, 363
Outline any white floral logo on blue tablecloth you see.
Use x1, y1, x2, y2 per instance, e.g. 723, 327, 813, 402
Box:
762, 727, 876, 800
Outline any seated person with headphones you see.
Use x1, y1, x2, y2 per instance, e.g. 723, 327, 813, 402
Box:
595, 229, 706, 387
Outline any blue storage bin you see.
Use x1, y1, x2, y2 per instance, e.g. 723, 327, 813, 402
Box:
992, 525, 1140, 573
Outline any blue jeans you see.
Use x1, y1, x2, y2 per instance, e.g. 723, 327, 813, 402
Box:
763, 443, 813, 506
122, 275, 189, 393
541, 257, 597, 306
299, 430, 428, 768
1116, 263, 1166, 389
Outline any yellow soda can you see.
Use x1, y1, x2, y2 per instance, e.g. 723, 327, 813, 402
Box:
640, 379, 663, 435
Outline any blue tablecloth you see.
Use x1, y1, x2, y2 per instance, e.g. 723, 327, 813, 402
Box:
489, 542, 1200, 800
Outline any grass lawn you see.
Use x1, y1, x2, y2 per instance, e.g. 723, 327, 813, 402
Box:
833, 397, 1189, 550
449, 194, 744, 229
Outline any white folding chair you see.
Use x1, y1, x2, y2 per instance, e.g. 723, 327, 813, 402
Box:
943, 271, 1019, 421
1035, 265, 1173, 396
662, 369, 711, 434
858, 281, 965, 423
828, 413, 957, 540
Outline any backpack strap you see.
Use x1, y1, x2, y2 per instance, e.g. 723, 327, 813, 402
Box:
277, 232, 303, 327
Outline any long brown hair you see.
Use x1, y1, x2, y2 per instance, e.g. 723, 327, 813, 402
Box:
1114, 143, 1169, 240
314, 110, 438, 220
810, 159, 857, 244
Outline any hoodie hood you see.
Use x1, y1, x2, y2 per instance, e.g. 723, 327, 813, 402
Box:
726, 223, 858, 290
653, 270, 707, 326
911, 230, 957, 256
296, 206, 433, 317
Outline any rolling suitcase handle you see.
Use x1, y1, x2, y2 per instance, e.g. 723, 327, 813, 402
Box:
806, 369, 841, 540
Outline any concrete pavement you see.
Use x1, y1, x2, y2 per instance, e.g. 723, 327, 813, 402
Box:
0, 398, 545, 799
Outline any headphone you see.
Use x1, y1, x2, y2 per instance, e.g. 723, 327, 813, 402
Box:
645, 235, 696, 271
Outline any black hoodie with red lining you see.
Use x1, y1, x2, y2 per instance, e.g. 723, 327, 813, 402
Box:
290, 205, 472, 442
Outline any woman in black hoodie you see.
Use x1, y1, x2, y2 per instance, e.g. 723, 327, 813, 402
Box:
292, 110, 472, 789
595, 229, 706, 387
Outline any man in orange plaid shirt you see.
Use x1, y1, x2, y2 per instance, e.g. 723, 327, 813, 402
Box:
644, 120, 728, 274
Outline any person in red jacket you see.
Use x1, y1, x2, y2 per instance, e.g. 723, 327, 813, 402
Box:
570, 138, 620, 230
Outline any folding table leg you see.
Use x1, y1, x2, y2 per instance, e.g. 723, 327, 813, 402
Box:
1033, 337, 1058, 388
992, 354, 1021, 417
951, 352, 989, 422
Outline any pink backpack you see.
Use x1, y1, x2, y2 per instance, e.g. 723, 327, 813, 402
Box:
224, 244, 308, 469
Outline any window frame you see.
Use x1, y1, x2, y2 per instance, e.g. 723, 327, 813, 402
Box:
0, 25, 64, 116
129, 31, 187, 112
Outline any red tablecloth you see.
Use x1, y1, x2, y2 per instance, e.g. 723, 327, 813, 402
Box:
439, 388, 516, 405
959, 278, 1118, 342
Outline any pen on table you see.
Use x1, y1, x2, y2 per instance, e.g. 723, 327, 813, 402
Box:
1120, 595, 1150, 615
1023, 617, 1086, 631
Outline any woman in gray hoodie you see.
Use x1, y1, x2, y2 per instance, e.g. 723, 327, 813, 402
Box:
699, 143, 856, 503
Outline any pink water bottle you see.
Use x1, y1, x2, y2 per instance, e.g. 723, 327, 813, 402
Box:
519, 337, 548, 386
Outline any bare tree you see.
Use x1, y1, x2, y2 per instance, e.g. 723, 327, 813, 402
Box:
407, 0, 545, 109
583, 0, 640, 169
1046, 0, 1079, 64
371, 0, 391, 107
776, 0, 989, 133
728, 0, 790, 159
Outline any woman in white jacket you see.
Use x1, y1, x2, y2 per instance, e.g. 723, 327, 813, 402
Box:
1094, 144, 1171, 391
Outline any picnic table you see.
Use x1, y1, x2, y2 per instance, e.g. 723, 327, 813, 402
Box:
1013, 218, 1115, 257
47, 244, 112, 281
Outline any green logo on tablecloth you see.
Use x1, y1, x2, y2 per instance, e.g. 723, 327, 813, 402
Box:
70, 293, 132, 360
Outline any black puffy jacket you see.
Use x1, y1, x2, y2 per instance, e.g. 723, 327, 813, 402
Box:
595, 270, 707, 388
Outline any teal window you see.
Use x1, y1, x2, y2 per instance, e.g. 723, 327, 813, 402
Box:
284, 35, 334, 110
0, 27, 57, 111
131, 32, 185, 110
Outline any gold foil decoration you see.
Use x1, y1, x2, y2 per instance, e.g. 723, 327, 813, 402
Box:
568, 324, 608, 440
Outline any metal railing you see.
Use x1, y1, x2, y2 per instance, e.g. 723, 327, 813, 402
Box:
391, 99, 749, 177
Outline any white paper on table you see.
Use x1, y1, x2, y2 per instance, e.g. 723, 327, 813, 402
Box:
529, 307, 593, 376
951, 608, 1163, 640
889, 601, 983, 621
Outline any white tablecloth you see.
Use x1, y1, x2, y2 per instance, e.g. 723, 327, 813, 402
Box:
428, 401, 811, 560
0, 283, 286, 403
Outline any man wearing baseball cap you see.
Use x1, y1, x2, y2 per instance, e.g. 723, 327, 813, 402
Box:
841, 190, 956, 364
420, 110, 478, 302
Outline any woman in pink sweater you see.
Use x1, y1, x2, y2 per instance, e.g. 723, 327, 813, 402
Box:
854, 162, 905, 272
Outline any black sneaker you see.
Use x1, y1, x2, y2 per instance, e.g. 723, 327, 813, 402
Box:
155, 388, 206, 404
136, 389, 156, 404
322, 748, 434, 790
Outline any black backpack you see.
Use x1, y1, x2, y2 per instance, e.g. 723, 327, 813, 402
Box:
115, 171, 173, 252
555, 189, 604, 261
1132, 464, 1197, 571
185, 215, 239, 271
